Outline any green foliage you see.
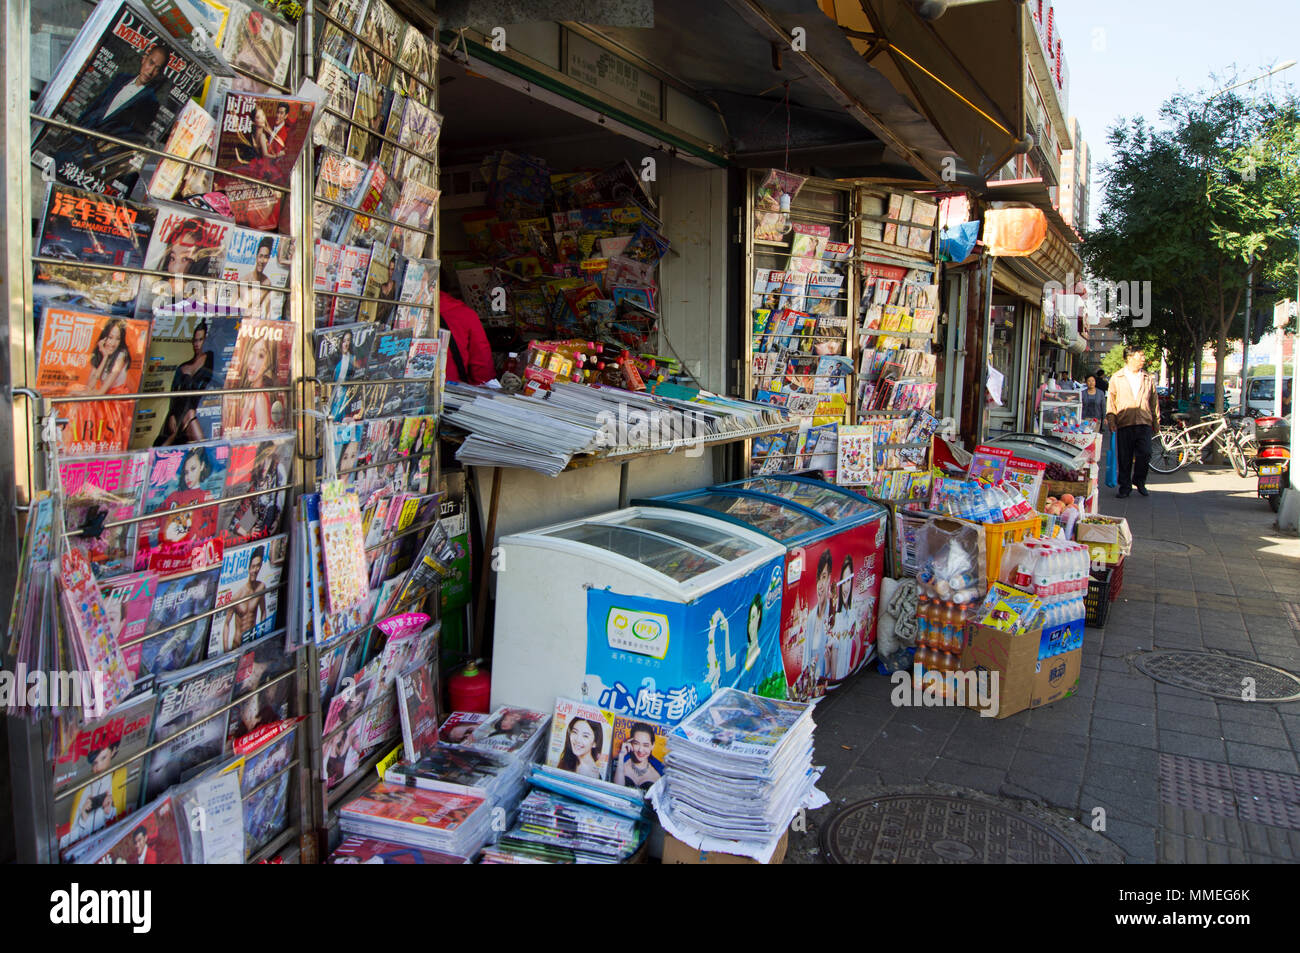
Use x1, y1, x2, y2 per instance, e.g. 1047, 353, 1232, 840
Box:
1100, 344, 1127, 376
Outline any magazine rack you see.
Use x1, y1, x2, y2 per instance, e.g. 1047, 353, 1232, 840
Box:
3, 0, 315, 863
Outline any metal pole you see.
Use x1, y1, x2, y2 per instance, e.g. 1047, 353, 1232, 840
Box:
1241, 260, 1252, 413
1292, 231, 1299, 491
1276, 317, 1285, 417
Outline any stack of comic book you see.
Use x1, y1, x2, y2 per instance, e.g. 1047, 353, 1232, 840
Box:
480, 788, 646, 864
338, 779, 493, 856
649, 688, 823, 860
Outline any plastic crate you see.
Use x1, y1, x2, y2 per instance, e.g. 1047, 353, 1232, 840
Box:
983, 514, 1041, 586
1109, 556, 1125, 601
1085, 566, 1114, 627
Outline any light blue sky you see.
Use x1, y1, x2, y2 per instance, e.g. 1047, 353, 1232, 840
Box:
1052, 0, 1298, 227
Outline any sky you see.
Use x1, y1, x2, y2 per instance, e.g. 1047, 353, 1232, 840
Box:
1051, 0, 1299, 228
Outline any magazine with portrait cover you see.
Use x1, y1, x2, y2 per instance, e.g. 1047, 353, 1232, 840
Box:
135, 440, 230, 570
359, 0, 404, 73
242, 768, 289, 856
358, 244, 406, 325
338, 781, 488, 839
313, 238, 343, 322
220, 318, 294, 438
213, 89, 319, 229
135, 201, 234, 319
329, 244, 374, 325
31, 0, 208, 198
671, 686, 814, 764
466, 705, 550, 759
345, 71, 385, 163
62, 792, 185, 864
394, 99, 441, 186
147, 99, 217, 202
216, 226, 294, 319
328, 835, 468, 864
133, 312, 239, 448
314, 150, 369, 243
314, 322, 374, 383
207, 534, 287, 655
59, 451, 149, 579
136, 0, 235, 74
34, 185, 156, 324
390, 178, 440, 259
52, 690, 156, 851
220, 0, 294, 88
608, 714, 668, 792
143, 653, 239, 799
438, 710, 487, 745
217, 434, 294, 546
394, 257, 438, 333
545, 698, 614, 780
141, 566, 220, 668
395, 661, 441, 762
226, 636, 293, 745
99, 569, 157, 677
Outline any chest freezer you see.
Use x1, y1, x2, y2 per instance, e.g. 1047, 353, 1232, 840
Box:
639, 476, 888, 702
490, 507, 788, 725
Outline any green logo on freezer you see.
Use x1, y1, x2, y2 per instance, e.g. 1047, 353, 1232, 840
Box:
606, 608, 669, 659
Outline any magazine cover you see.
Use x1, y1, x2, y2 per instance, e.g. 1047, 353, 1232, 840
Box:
836, 426, 873, 486
216, 227, 293, 319
391, 179, 440, 259
314, 322, 373, 383
135, 441, 230, 569
329, 835, 466, 864
439, 711, 487, 745
100, 570, 157, 677
239, 722, 296, 793
31, 0, 208, 197
345, 72, 385, 163
465, 705, 548, 757
368, 328, 411, 380
394, 99, 442, 187
396, 661, 441, 762
341, 165, 399, 250
58, 548, 136, 715
340, 781, 484, 832
207, 534, 287, 654
69, 794, 185, 864
59, 451, 148, 578
242, 770, 290, 856
544, 699, 613, 780
319, 480, 369, 613
145, 655, 239, 799
52, 691, 156, 850
358, 245, 406, 325
34, 185, 156, 323
673, 687, 811, 759
220, 0, 293, 87
217, 434, 294, 545
226, 636, 293, 744
213, 90, 316, 228
395, 258, 438, 334
314, 150, 369, 243
329, 245, 373, 325
220, 318, 294, 438
142, 566, 220, 663
135, 313, 239, 448
147, 98, 217, 202
136, 202, 233, 318
608, 715, 667, 792
36, 311, 150, 436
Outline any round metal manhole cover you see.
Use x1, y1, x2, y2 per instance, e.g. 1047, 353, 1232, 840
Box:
1134, 651, 1300, 702
821, 795, 1089, 864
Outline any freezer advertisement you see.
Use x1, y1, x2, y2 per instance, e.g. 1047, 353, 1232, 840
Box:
779, 519, 886, 702
584, 555, 785, 724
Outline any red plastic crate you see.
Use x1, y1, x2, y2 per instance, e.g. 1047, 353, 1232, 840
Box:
1109, 556, 1124, 601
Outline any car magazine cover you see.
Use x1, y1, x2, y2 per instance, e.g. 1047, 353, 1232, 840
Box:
135, 440, 230, 570
545, 698, 614, 780
217, 434, 294, 545
368, 328, 412, 380
216, 227, 294, 319
52, 691, 156, 851
396, 661, 441, 762
242, 769, 290, 856
207, 534, 287, 654
144, 655, 239, 799
31, 0, 207, 198
220, 318, 294, 438
136, 201, 234, 318
135, 313, 240, 448
59, 451, 148, 578
34, 185, 156, 324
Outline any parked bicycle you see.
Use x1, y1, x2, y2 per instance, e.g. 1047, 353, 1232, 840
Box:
1149, 412, 1250, 476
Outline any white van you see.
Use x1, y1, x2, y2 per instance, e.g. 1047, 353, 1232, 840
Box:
1245, 376, 1292, 415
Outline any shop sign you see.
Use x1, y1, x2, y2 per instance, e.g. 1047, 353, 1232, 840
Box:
565, 32, 662, 118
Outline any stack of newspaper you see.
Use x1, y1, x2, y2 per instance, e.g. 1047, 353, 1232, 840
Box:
649, 688, 825, 863
479, 788, 646, 864
339, 780, 494, 857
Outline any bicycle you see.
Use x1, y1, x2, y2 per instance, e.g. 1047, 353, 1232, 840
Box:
1149, 412, 1249, 477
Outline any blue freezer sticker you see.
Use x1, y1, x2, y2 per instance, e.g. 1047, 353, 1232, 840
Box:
584, 555, 787, 723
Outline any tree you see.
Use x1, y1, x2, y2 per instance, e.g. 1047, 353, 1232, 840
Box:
1083, 76, 1300, 412
1100, 344, 1127, 377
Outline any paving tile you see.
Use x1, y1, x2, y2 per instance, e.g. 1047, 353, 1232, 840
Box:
1000, 771, 1083, 810
1010, 749, 1086, 783
1101, 817, 1159, 863
1081, 785, 1160, 827
1091, 716, 1157, 747
1153, 691, 1221, 718
1224, 741, 1299, 773
1089, 740, 1160, 773
1094, 700, 1157, 725
1156, 729, 1226, 761
1018, 728, 1089, 761
1218, 719, 1291, 748
925, 760, 1007, 794
1154, 712, 1222, 739
1216, 703, 1285, 728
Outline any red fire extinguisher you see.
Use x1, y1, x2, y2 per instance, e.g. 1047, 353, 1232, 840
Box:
448, 660, 491, 713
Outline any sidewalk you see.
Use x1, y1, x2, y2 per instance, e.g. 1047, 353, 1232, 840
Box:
792, 464, 1300, 864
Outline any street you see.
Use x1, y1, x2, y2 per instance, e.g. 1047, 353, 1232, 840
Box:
794, 464, 1300, 864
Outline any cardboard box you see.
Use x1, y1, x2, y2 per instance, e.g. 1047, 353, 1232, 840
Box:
1076, 515, 1132, 565
1038, 479, 1091, 510
662, 831, 789, 865
958, 622, 1081, 719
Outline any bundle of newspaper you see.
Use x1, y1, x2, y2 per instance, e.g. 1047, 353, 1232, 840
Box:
480, 788, 646, 864
339, 780, 494, 857
649, 687, 827, 863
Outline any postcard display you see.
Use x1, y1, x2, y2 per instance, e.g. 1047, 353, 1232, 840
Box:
9, 0, 317, 863
301, 0, 448, 848
746, 173, 858, 479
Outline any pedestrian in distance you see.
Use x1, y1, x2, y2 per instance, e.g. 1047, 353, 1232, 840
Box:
1105, 346, 1160, 498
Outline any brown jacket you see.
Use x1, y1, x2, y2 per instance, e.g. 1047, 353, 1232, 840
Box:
1106, 369, 1160, 429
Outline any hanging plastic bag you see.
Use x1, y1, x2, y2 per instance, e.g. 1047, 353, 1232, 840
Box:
1105, 430, 1118, 487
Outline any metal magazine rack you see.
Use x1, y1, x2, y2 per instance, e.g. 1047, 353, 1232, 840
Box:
295, 0, 443, 861
4, 0, 314, 863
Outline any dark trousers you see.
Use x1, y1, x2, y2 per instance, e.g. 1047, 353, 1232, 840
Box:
1116, 424, 1153, 491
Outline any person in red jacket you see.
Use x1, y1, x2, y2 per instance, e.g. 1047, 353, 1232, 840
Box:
439, 290, 496, 385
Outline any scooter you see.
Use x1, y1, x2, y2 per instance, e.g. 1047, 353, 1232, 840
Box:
1254, 416, 1290, 513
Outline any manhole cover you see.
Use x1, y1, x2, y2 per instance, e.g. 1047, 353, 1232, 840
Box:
1134, 651, 1300, 702
1139, 538, 1197, 555
821, 795, 1089, 864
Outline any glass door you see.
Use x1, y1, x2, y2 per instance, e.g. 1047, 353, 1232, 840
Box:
988, 299, 1022, 435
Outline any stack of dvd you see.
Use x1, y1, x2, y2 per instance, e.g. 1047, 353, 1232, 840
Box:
649, 687, 822, 861
384, 743, 529, 816
338, 780, 493, 857
480, 789, 645, 864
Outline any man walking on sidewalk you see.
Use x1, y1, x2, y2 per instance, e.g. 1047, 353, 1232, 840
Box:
1106, 346, 1160, 498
